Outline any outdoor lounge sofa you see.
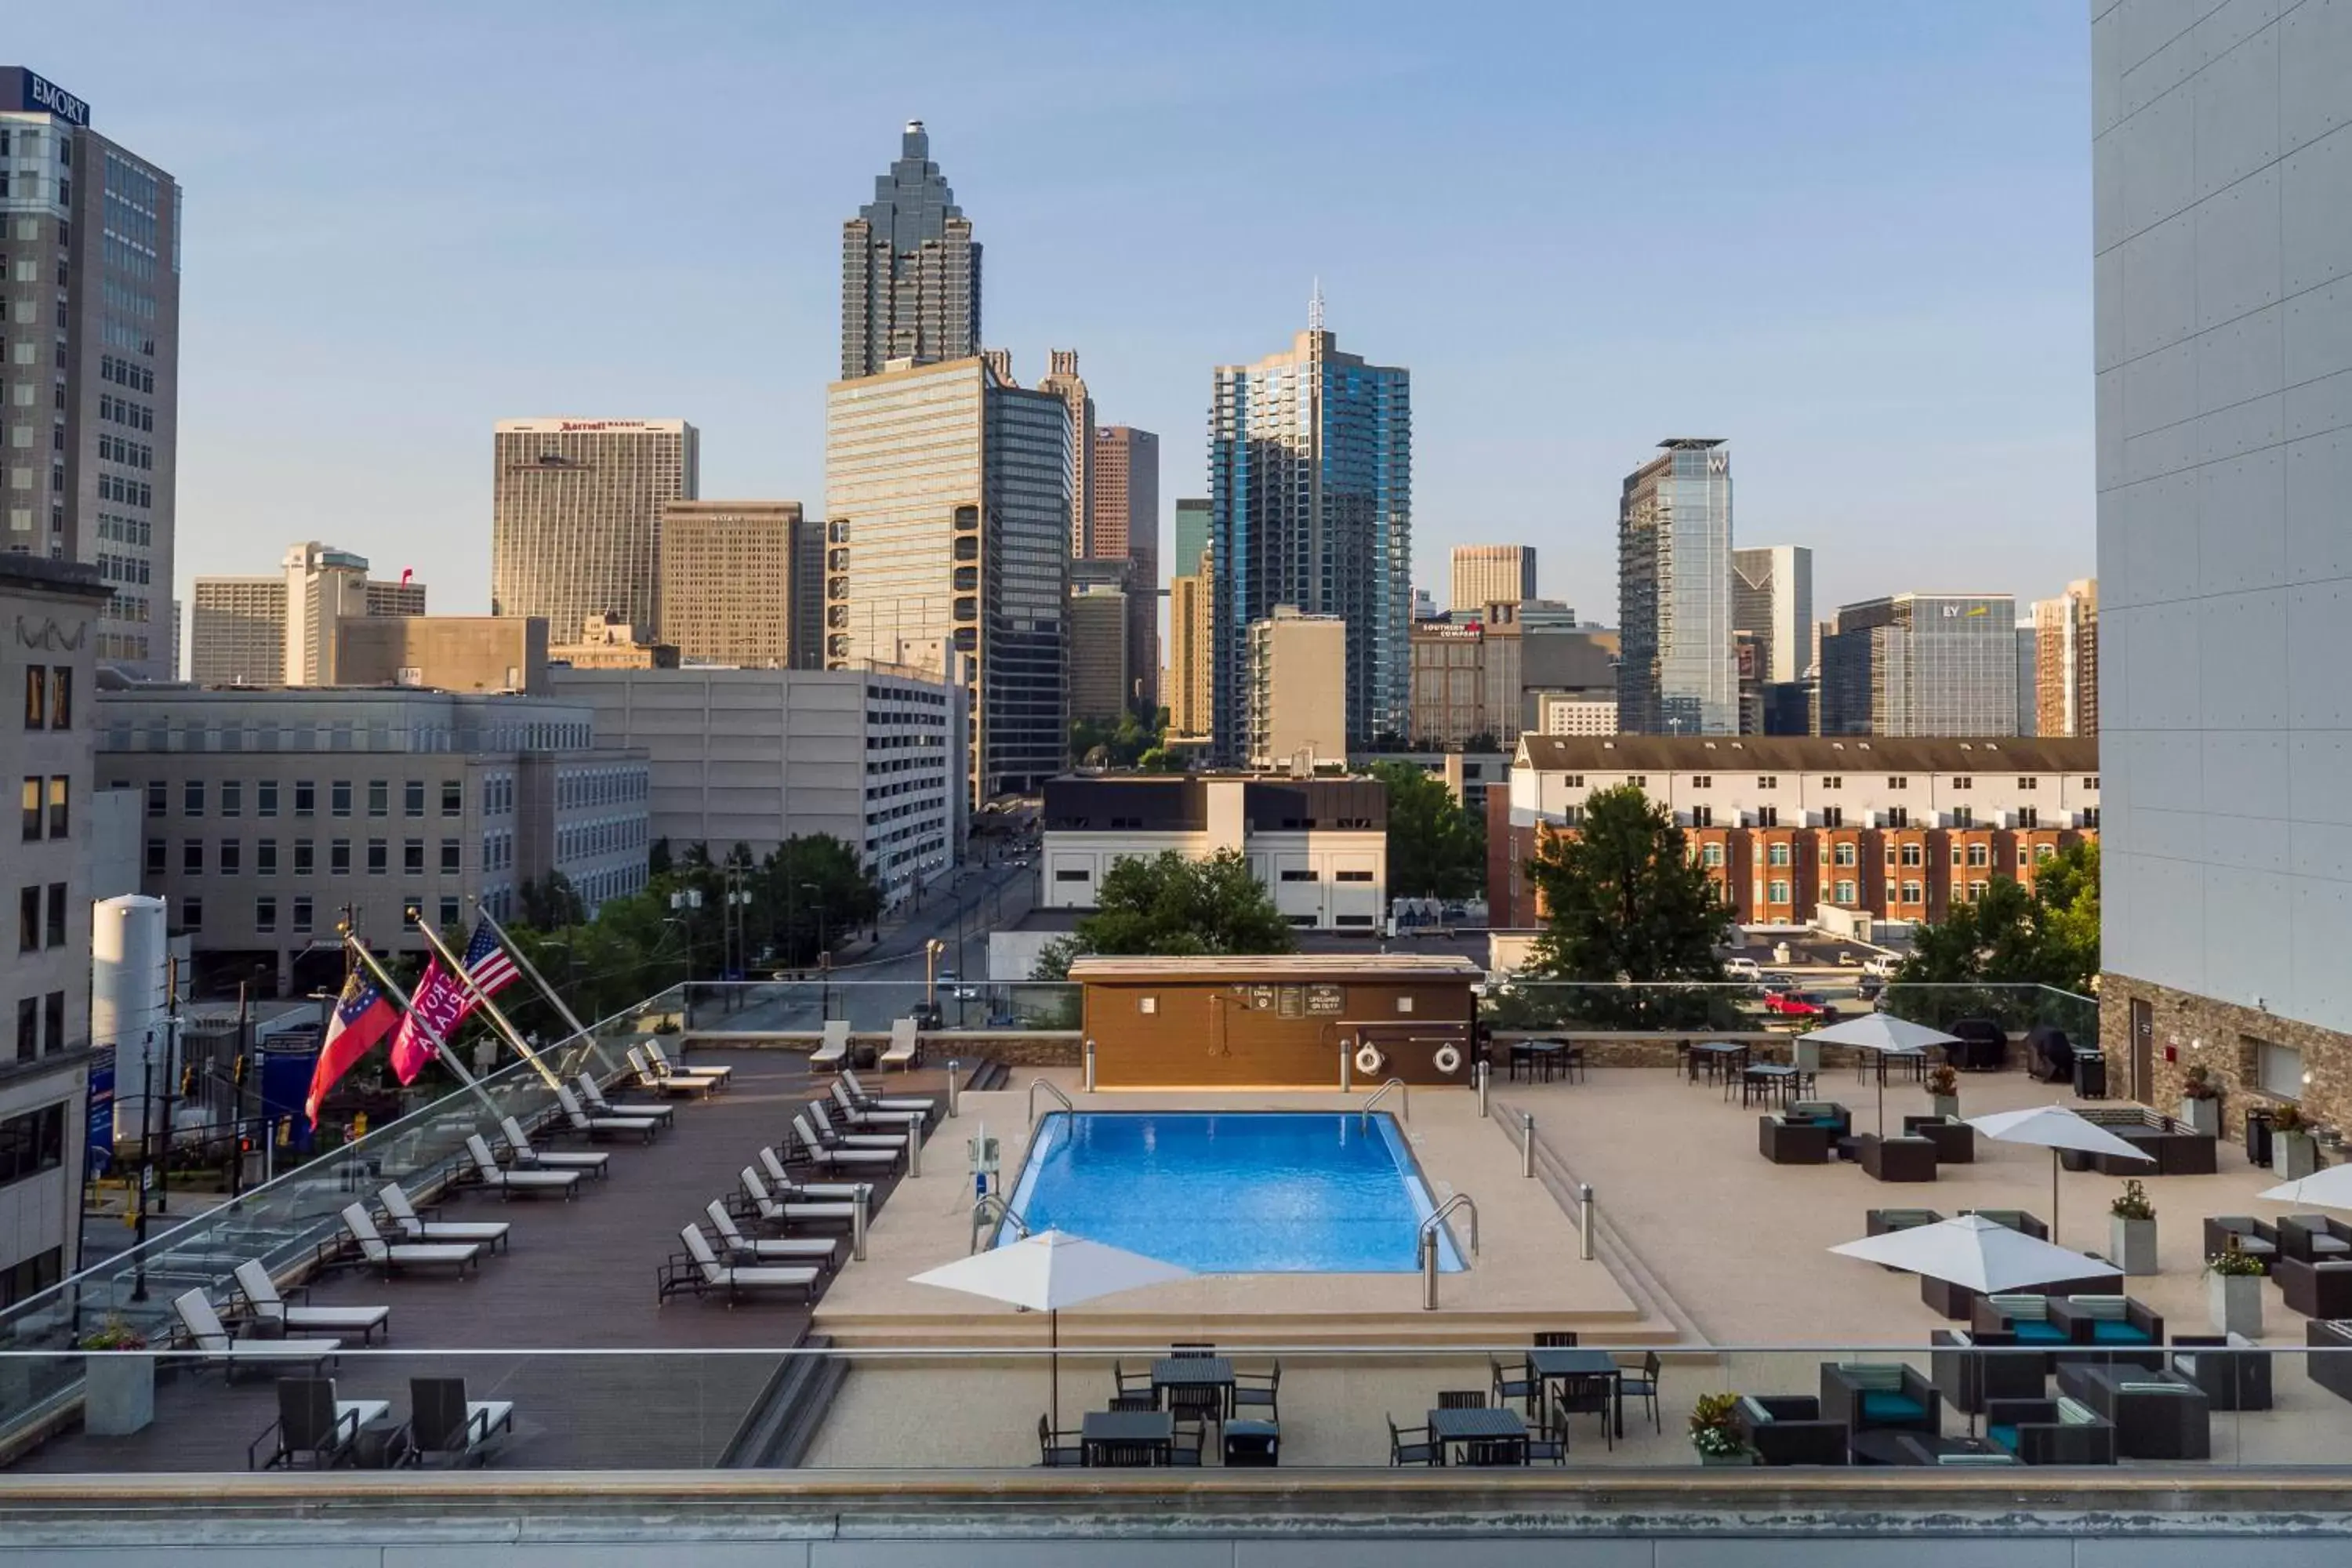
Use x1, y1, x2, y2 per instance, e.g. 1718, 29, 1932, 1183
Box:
1984, 1396, 2118, 1464
1930, 1328, 2045, 1413
1969, 1293, 2073, 1348
1853, 1133, 1937, 1183
2307, 1319, 2352, 1405
1758, 1115, 1831, 1165
230, 1259, 390, 1344
2045, 1294, 2165, 1363
2054, 1362, 2211, 1460
1732, 1395, 1849, 1465
2056, 1107, 2217, 1175
1901, 1116, 1976, 1164
1819, 1363, 1941, 1436
2203, 1214, 2280, 1272
2170, 1334, 2272, 1411
2278, 1256, 2352, 1319
2279, 1214, 2352, 1265
1961, 1208, 2049, 1241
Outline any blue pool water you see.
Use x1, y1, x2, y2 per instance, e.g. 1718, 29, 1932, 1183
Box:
1001, 1112, 1465, 1273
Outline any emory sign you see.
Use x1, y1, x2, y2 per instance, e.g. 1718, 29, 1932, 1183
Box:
14, 71, 89, 129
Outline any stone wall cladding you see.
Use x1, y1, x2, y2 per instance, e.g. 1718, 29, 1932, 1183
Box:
2100, 971, 2352, 1144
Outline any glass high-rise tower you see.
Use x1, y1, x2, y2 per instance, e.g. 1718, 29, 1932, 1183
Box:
1617, 438, 1737, 735
840, 122, 981, 381
1207, 310, 1410, 760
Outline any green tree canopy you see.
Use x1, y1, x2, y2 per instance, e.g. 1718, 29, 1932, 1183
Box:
1887, 840, 2101, 1025
1519, 783, 1732, 1028
1032, 848, 1298, 979
1069, 708, 1165, 769
1370, 760, 1486, 900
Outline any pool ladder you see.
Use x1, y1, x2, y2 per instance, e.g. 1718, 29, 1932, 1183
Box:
1028, 1078, 1073, 1127
1360, 1078, 1410, 1128
1419, 1193, 1479, 1311
971, 1192, 1030, 1254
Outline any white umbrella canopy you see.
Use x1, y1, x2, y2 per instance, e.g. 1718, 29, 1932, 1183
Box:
2259, 1165, 2352, 1210
910, 1230, 1192, 1425
1966, 1105, 2154, 1244
1800, 1014, 1962, 1134
1830, 1213, 2122, 1294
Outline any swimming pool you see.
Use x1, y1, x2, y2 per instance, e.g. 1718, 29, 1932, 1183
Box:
1000, 1112, 1465, 1273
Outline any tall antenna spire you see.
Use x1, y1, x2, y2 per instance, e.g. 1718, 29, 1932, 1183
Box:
1308, 277, 1325, 333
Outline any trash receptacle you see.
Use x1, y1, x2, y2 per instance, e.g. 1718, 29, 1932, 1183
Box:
2072, 1050, 2107, 1100
2246, 1105, 2275, 1169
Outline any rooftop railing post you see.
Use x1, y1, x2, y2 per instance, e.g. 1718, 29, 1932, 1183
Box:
946, 1059, 961, 1120
907, 1119, 922, 1178
852, 1183, 871, 1261
1475, 1059, 1490, 1119
1579, 1182, 1595, 1261
1521, 1111, 1536, 1179
1083, 1038, 1096, 1094
1419, 1229, 1438, 1311
1340, 1044, 1352, 1094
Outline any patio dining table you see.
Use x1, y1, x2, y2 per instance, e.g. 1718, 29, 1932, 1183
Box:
1081, 1409, 1174, 1466
1529, 1347, 1624, 1438
1686, 1041, 1748, 1085
1153, 1356, 1236, 1418
1426, 1405, 1530, 1465
1740, 1063, 1816, 1108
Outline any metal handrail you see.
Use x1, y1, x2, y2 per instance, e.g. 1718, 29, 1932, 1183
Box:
970, 1192, 1029, 1254
1028, 1078, 1073, 1127
1418, 1192, 1479, 1311
1422, 1192, 1479, 1258
1360, 1078, 1410, 1128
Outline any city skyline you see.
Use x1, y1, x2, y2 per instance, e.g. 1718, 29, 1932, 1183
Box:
4, 5, 2095, 630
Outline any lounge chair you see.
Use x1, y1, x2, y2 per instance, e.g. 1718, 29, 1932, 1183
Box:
789, 1112, 902, 1172
627, 1045, 716, 1100
463, 1134, 583, 1200
805, 1097, 910, 1150
841, 1068, 935, 1118
879, 1017, 921, 1072
340, 1203, 484, 1279
497, 1116, 612, 1179
1388, 1416, 1439, 1466
702, 1199, 843, 1268
738, 1166, 859, 1229
405, 1376, 514, 1468
659, 1224, 818, 1305
247, 1377, 390, 1469
171, 1289, 341, 1381
230, 1259, 390, 1344
376, 1184, 512, 1254
810, 1018, 850, 1072
830, 1079, 926, 1133
757, 1145, 866, 1201
575, 1070, 675, 1128
645, 1039, 732, 1088
553, 1084, 661, 1144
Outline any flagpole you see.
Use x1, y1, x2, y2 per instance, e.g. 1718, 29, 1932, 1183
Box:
344, 938, 503, 1120
412, 913, 563, 1089
471, 902, 612, 1071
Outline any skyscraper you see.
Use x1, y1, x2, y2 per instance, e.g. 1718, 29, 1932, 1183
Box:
2, 67, 181, 677
1731, 545, 1814, 684
1449, 546, 1537, 615
1037, 350, 1094, 556
1247, 607, 1348, 769
656, 500, 817, 668
824, 356, 1069, 800
1617, 439, 1736, 735
1817, 593, 2017, 737
491, 419, 699, 645
187, 545, 425, 687
840, 122, 981, 380
1173, 497, 1211, 579
1166, 571, 1213, 741
1209, 306, 1411, 759
2031, 578, 2097, 738
1094, 425, 1160, 711
1067, 585, 1130, 724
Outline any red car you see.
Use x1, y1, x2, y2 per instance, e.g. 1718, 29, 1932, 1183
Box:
1762, 990, 1838, 1022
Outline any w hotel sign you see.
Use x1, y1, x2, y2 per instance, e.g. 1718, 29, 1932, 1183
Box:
2, 69, 91, 129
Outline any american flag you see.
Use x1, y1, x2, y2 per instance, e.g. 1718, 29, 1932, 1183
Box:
460, 920, 520, 996
387, 920, 521, 1084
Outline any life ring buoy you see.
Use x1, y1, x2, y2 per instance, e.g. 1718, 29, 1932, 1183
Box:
1354, 1043, 1385, 1076
1432, 1044, 1464, 1076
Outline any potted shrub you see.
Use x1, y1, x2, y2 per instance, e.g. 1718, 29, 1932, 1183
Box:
2272, 1103, 2318, 1180
2205, 1239, 2267, 1338
2179, 1065, 2220, 1138
1926, 1065, 1959, 1121
2108, 1179, 2158, 1276
78, 1316, 154, 1437
1688, 1392, 1753, 1467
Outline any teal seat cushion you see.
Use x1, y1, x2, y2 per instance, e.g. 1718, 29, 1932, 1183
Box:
1859, 1392, 1924, 1422
2014, 1321, 2067, 1343
2090, 1321, 2151, 1344
1987, 1425, 2020, 1453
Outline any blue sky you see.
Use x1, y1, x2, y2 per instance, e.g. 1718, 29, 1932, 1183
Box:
18, 1, 2093, 624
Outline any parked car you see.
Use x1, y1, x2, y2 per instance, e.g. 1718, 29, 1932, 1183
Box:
1761, 971, 1798, 995
1763, 990, 1838, 1022
1724, 956, 1762, 982
1862, 953, 1904, 979
1857, 975, 1886, 1001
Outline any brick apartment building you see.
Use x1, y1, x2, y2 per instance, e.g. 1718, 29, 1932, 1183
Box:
1491, 734, 2099, 930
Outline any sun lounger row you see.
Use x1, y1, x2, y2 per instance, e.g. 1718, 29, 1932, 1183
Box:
251, 1374, 511, 1469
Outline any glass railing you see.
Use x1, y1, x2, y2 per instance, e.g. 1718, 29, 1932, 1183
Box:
5, 1341, 2345, 1473
1479, 981, 2096, 1044
681, 980, 1082, 1034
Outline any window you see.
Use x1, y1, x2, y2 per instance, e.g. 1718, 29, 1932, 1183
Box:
1966, 844, 1990, 868
438, 895, 460, 928
293, 839, 314, 875
2256, 1040, 2305, 1100
13, 998, 32, 1062
1969, 880, 1989, 902
367, 838, 388, 875
144, 779, 165, 817
257, 779, 278, 817
2035, 842, 2057, 861
1951, 776, 1972, 791
1821, 806, 1843, 829
403, 838, 424, 875
1888, 776, 1907, 790
1901, 880, 1924, 903
292, 895, 314, 934
439, 838, 460, 873
1054, 869, 1088, 883
1755, 806, 1779, 828
330, 839, 350, 875
45, 667, 68, 728
1768, 879, 1791, 903
21, 666, 42, 729
18, 776, 35, 841
1690, 805, 1713, 828
1834, 843, 1857, 866
1690, 775, 1711, 789
0, 1104, 65, 1185
2017, 806, 2039, 829
183, 779, 204, 816
256, 838, 278, 875
254, 895, 277, 934
367, 779, 388, 817
1821, 776, 1842, 790
181, 896, 202, 930
1279, 869, 1319, 882
294, 779, 316, 817
182, 838, 203, 874
1700, 843, 1724, 867
1885, 879, 1899, 904
1835, 879, 1858, 905
2082, 808, 2101, 829
1951, 807, 1974, 829
1758, 776, 1779, 789
441, 779, 463, 817
220, 779, 242, 817
144, 837, 164, 876
330, 780, 352, 817
2018, 776, 2038, 791
45, 776, 65, 839
219, 838, 241, 875
16, 886, 35, 952
1885, 805, 1909, 829
1767, 844, 1791, 867
404, 779, 425, 818
1335, 869, 1374, 882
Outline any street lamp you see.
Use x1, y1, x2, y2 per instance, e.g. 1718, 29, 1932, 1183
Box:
926, 938, 946, 1008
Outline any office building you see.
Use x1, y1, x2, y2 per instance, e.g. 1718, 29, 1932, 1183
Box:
1038, 351, 1093, 557
1617, 439, 1736, 735
1536, 695, 1617, 736
1732, 545, 1813, 685
549, 614, 679, 670
1210, 310, 1411, 758
2015, 628, 2040, 736
1246, 606, 1348, 769
334, 615, 548, 694
1819, 593, 2018, 737
1408, 602, 1523, 748
1173, 497, 1210, 579
824, 355, 1069, 800
549, 663, 964, 909
0, 68, 180, 679
490, 419, 698, 645
96, 685, 650, 994
840, 121, 980, 381
1094, 426, 1160, 710
655, 500, 817, 669
185, 577, 284, 687
1040, 775, 1385, 930
1499, 734, 2099, 930
1067, 585, 1131, 724
1449, 546, 1537, 615
2031, 578, 2097, 738
187, 544, 428, 688
1166, 571, 1213, 742
2092, 7, 2352, 1117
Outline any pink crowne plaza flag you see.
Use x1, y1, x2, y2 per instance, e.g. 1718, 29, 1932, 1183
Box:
388, 921, 520, 1084
305, 968, 399, 1127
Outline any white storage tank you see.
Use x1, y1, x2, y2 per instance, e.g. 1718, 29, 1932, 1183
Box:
93, 895, 169, 1143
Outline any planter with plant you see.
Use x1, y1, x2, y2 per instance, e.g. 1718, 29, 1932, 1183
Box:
1926, 1065, 1959, 1122
1688, 1392, 1753, 1467
2179, 1065, 2220, 1138
2272, 1102, 2318, 1180
2205, 1239, 2267, 1337
2108, 1179, 2158, 1276
78, 1316, 155, 1437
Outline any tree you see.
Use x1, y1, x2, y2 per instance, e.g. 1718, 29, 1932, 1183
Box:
1032, 849, 1297, 978
1887, 840, 2101, 1026
1519, 783, 1733, 1028
1370, 761, 1485, 900
1069, 708, 1164, 769
517, 871, 586, 932
757, 833, 884, 967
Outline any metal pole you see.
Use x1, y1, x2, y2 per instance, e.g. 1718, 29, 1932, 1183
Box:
907, 1117, 923, 1178
946, 1059, 962, 1120
1340, 1043, 1352, 1094
474, 904, 601, 1063
230, 982, 250, 1200
1083, 1039, 1096, 1094
130, 1050, 153, 1302
1521, 1111, 1536, 1178
414, 916, 561, 1089
1578, 1183, 1595, 1261
1420, 1230, 1438, 1311
347, 941, 506, 1120
156, 956, 178, 1216
852, 1183, 870, 1261
1475, 1059, 1490, 1119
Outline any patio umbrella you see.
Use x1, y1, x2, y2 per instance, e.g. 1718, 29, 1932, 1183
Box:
1966, 1105, 2152, 1245
2259, 1164, 2352, 1208
909, 1229, 1192, 1426
1798, 1014, 1962, 1134
1829, 1212, 2121, 1293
